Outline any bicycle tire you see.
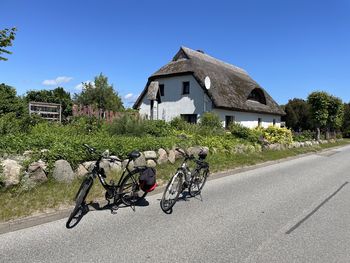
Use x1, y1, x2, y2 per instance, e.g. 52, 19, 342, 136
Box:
160, 171, 183, 213
119, 168, 147, 206
189, 169, 208, 197
66, 177, 93, 227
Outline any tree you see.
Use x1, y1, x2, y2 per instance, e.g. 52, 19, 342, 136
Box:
0, 83, 24, 116
25, 87, 73, 118
342, 103, 350, 137
327, 95, 344, 131
74, 73, 124, 111
284, 98, 312, 131
0, 27, 17, 61
307, 91, 344, 139
307, 91, 330, 140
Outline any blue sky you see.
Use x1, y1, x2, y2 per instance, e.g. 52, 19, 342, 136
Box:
1, 0, 349, 107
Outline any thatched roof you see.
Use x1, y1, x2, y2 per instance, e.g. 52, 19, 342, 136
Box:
134, 46, 285, 116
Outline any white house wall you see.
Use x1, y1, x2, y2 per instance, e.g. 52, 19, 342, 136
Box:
139, 75, 212, 121
213, 108, 281, 128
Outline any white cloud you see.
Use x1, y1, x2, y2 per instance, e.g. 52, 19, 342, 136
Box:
42, 76, 73, 86
124, 93, 134, 100
75, 80, 94, 90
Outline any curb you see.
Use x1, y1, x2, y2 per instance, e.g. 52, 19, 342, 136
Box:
0, 143, 349, 235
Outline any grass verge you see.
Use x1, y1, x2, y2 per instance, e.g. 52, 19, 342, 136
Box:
1, 139, 349, 222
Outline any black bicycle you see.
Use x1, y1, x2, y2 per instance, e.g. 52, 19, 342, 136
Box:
160, 148, 209, 213
66, 144, 154, 228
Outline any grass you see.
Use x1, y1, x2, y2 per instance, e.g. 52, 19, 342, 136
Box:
0, 139, 349, 222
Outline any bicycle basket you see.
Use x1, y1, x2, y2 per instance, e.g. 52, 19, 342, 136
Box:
139, 167, 157, 192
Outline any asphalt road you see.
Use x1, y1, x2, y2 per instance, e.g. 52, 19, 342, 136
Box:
1, 145, 350, 263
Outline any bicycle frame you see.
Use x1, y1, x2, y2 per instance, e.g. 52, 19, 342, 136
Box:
90, 155, 141, 201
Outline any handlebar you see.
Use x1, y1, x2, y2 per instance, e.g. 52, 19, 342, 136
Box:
83, 144, 121, 162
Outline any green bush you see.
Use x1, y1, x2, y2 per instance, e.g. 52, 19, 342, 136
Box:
199, 112, 222, 129
293, 130, 315, 142
107, 114, 145, 136
262, 126, 293, 144
143, 120, 172, 137
229, 122, 262, 143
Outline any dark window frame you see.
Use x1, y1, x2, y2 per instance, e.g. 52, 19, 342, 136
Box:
181, 114, 197, 124
182, 81, 190, 95
258, 118, 262, 127
159, 84, 164, 96
225, 115, 235, 129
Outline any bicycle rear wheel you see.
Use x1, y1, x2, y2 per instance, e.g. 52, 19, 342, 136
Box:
66, 177, 93, 228
189, 169, 208, 197
160, 171, 183, 213
119, 169, 147, 206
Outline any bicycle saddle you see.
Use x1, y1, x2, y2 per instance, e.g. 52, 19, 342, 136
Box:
128, 151, 141, 160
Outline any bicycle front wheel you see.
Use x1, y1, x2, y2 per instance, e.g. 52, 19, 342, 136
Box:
66, 176, 93, 227
119, 170, 147, 206
160, 171, 183, 213
189, 169, 208, 197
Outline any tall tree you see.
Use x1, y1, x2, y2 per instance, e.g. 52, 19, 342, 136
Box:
0, 83, 24, 116
284, 98, 312, 131
74, 73, 124, 111
327, 95, 344, 131
25, 87, 73, 118
0, 27, 17, 61
342, 103, 350, 137
307, 91, 330, 140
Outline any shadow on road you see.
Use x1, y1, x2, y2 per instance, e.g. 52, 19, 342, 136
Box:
65, 198, 149, 229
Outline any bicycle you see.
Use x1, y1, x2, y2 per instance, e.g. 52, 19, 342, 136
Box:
160, 148, 209, 213
66, 144, 156, 228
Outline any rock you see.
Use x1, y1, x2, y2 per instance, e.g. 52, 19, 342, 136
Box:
174, 148, 185, 159
134, 153, 146, 167
52, 160, 75, 182
110, 161, 122, 173
76, 164, 89, 178
122, 159, 134, 170
1, 159, 22, 187
146, 160, 157, 168
40, 149, 49, 154
143, 151, 157, 160
27, 160, 47, 183
268, 144, 281, 151
299, 142, 305, 147
305, 141, 313, 147
82, 161, 95, 171
187, 146, 202, 156
157, 148, 168, 164
23, 150, 34, 158
292, 142, 300, 148
329, 139, 336, 143
168, 150, 176, 164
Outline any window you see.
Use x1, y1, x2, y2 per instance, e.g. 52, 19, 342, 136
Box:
258, 118, 262, 127
181, 114, 197, 124
182, 81, 190, 95
159, 84, 164, 96
247, 88, 266, 104
225, 115, 235, 128
273, 119, 276, 126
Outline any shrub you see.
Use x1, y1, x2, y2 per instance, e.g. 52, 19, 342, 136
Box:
107, 114, 145, 136
143, 120, 172, 137
262, 126, 293, 144
170, 116, 190, 130
229, 123, 262, 143
293, 130, 315, 142
199, 112, 222, 129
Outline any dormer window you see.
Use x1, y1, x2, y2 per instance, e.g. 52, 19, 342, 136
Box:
247, 88, 266, 104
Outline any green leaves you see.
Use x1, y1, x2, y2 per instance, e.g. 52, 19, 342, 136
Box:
0, 27, 17, 61
307, 91, 344, 130
74, 73, 124, 112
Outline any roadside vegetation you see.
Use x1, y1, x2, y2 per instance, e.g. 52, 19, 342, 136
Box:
1, 82, 350, 222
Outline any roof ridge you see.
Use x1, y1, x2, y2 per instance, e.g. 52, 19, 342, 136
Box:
180, 46, 249, 76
